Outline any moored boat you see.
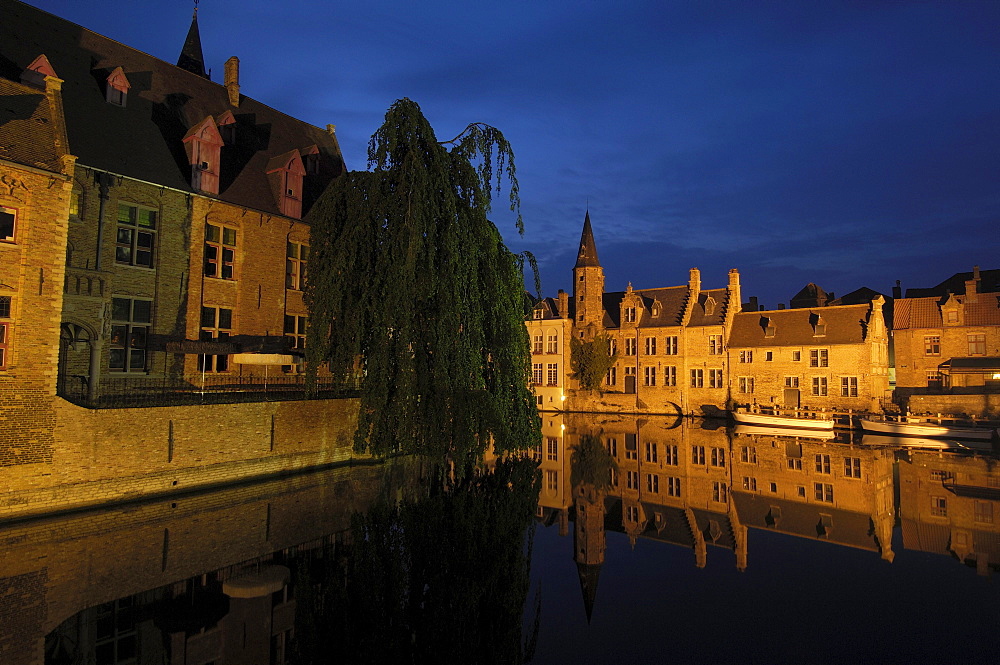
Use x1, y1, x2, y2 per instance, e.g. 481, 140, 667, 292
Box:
734, 423, 835, 440
732, 409, 834, 431
860, 418, 998, 441
860, 433, 979, 451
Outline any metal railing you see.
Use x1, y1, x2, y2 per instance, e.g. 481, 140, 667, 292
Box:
57, 373, 360, 409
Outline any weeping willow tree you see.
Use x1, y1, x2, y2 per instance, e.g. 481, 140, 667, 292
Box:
305, 98, 540, 460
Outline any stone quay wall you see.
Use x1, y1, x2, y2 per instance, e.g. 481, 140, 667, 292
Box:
0, 397, 360, 523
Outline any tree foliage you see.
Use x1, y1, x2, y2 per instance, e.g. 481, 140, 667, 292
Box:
570, 334, 618, 391
305, 98, 540, 460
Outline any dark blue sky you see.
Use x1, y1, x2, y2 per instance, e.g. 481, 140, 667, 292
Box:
29, 1, 1000, 306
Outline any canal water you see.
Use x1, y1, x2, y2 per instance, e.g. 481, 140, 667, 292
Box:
5, 414, 1000, 664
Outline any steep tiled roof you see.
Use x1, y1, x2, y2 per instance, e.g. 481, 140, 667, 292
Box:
733, 492, 879, 552
893, 295, 1000, 329
687, 287, 729, 328
574, 211, 600, 268
0, 0, 344, 216
0, 78, 62, 171
601, 285, 695, 329
728, 303, 872, 348
904, 268, 1000, 297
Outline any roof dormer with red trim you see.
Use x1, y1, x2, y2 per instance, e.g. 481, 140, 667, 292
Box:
182, 116, 224, 195
105, 66, 130, 107
265, 150, 306, 219
216, 110, 236, 144
20, 54, 58, 88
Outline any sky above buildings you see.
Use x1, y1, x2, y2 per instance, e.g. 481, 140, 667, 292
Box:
27, 0, 1000, 307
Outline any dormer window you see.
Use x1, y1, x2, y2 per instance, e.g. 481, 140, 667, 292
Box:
534, 309, 543, 320
217, 110, 236, 144
624, 307, 637, 323
761, 316, 775, 337
105, 66, 130, 107
301, 145, 321, 175
183, 117, 224, 195
266, 150, 306, 219
20, 54, 58, 89
703, 296, 716, 316
811, 314, 826, 337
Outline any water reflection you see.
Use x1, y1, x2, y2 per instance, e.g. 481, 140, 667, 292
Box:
3, 416, 999, 664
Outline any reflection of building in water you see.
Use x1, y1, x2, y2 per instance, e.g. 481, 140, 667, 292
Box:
898, 450, 1000, 575
730, 429, 895, 562
0, 460, 423, 665
535, 413, 572, 537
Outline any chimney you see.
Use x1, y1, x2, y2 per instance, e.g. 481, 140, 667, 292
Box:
225, 56, 240, 107
966, 277, 979, 303
892, 280, 901, 299
326, 124, 337, 135
689, 268, 701, 298
557, 289, 569, 318
747, 296, 759, 313
777, 303, 785, 310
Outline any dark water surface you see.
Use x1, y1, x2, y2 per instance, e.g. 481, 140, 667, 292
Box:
5, 414, 1000, 664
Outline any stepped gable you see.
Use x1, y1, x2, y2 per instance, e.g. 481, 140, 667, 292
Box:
0, 0, 344, 217
686, 287, 729, 328
728, 303, 872, 348
0, 78, 62, 171
600, 285, 689, 328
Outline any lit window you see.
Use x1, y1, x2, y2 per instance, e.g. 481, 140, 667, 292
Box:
198, 306, 232, 372
69, 189, 84, 219
532, 363, 543, 385
205, 224, 237, 279
110, 297, 152, 372
286, 241, 308, 290
116, 204, 157, 268
546, 332, 558, 354
546, 363, 559, 386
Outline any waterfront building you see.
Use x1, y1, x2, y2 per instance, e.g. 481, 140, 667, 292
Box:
538, 213, 741, 415
527, 292, 573, 410
0, 0, 345, 405
726, 298, 891, 413
892, 266, 1000, 417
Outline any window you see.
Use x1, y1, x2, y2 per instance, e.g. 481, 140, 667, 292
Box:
646, 474, 659, 493
664, 444, 678, 465
664, 336, 678, 355
533, 334, 543, 354
608, 338, 617, 356
797, 485, 806, 498
643, 366, 656, 386
0, 296, 10, 370
930, 496, 947, 517
792, 350, 801, 362
692, 445, 706, 465
199, 306, 232, 372
975, 501, 994, 524
784, 376, 800, 388
606, 366, 617, 386
546, 470, 558, 492
765, 324, 776, 338
624, 307, 637, 323
625, 434, 638, 460
924, 335, 941, 356
645, 337, 656, 355
840, 376, 859, 397
605, 437, 618, 457
743, 476, 757, 491
664, 365, 677, 386
815, 454, 831, 474
844, 457, 861, 479
667, 476, 682, 497
738, 376, 754, 394
547, 332, 559, 353
710, 447, 725, 467
546, 437, 559, 461
926, 371, 942, 388
69, 188, 84, 219
115, 204, 156, 268
645, 442, 657, 463
765, 351, 773, 361
929, 469, 954, 482
812, 377, 828, 396
739, 350, 753, 363
284, 314, 306, 349
110, 297, 152, 372
809, 349, 829, 367
625, 337, 636, 356
709, 368, 723, 388
787, 458, 802, 471
0, 205, 16, 243
627, 471, 639, 490
625, 505, 639, 522
286, 241, 308, 289
531, 444, 542, 462
533, 309, 542, 320
814, 483, 834, 503
532, 363, 543, 385
205, 224, 237, 279
708, 335, 723, 355
741, 446, 757, 464
609, 467, 619, 487
712, 481, 728, 503
969, 334, 986, 355
690, 368, 704, 387
94, 598, 136, 665
105, 67, 130, 107
946, 310, 958, 323
769, 482, 777, 493
546, 363, 559, 386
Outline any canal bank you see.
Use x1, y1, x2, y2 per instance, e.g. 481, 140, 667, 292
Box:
0, 397, 361, 523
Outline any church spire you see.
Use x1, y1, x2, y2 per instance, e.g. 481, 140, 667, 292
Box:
177, 1, 208, 78
574, 211, 601, 269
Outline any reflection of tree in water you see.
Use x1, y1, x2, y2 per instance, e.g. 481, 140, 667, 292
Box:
295, 457, 541, 664
571, 433, 618, 490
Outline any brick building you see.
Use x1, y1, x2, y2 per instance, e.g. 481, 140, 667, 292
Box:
892, 266, 1000, 416
0, 0, 345, 404
0, 64, 76, 463
542, 213, 741, 415
726, 299, 891, 413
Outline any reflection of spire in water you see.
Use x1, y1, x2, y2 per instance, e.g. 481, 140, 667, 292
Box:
573, 482, 606, 623
577, 562, 602, 624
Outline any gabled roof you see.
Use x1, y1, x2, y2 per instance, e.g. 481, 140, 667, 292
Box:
894, 294, 1000, 329
0, 0, 344, 217
728, 303, 873, 348
905, 268, 1000, 298
687, 288, 729, 327
733, 492, 880, 552
0, 77, 64, 172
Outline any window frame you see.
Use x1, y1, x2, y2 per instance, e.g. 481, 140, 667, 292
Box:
115, 203, 157, 268
109, 296, 152, 373
285, 241, 309, 290
198, 305, 233, 373
205, 223, 238, 280
1, 204, 17, 243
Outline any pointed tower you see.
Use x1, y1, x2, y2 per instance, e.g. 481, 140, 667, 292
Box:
177, 4, 208, 78
573, 212, 605, 332
573, 483, 605, 623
